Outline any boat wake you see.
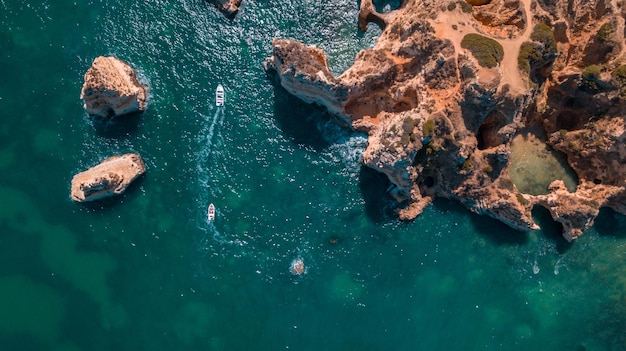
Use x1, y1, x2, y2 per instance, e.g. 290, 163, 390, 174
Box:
203, 107, 224, 155
194, 104, 245, 251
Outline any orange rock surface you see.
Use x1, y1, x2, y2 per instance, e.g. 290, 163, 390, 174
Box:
264, 0, 626, 241
80, 56, 148, 118
70, 154, 146, 202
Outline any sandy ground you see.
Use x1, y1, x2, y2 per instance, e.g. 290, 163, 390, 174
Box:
498, 0, 533, 94
430, 0, 533, 95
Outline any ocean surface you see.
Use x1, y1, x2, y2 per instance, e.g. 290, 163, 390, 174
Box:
1, 1, 626, 350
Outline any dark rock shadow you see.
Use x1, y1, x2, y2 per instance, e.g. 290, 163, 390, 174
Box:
467, 205, 529, 246
272, 84, 331, 151
594, 207, 626, 238
358, 165, 396, 223
432, 198, 528, 245
532, 205, 572, 253
91, 111, 142, 139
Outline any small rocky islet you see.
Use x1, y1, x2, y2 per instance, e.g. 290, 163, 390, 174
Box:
264, 0, 626, 241
70, 56, 148, 203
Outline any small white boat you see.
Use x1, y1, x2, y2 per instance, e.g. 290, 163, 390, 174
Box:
215, 84, 224, 107
207, 203, 215, 221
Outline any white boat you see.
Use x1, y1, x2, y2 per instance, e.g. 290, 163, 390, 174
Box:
215, 84, 224, 107
207, 203, 215, 221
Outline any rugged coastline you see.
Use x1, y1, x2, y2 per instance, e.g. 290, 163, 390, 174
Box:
264, 0, 626, 241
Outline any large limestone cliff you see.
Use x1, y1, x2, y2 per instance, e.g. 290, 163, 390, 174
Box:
264, 0, 626, 241
70, 154, 146, 202
80, 56, 148, 118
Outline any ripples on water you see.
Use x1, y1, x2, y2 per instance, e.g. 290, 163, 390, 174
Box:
2, 0, 626, 350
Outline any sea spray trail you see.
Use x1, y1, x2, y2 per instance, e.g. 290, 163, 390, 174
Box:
194, 105, 247, 250
203, 107, 224, 155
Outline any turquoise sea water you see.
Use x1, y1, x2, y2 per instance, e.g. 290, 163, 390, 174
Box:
1, 1, 626, 350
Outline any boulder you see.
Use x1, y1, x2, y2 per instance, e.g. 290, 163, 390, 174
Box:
80, 56, 148, 118
210, 0, 242, 18
70, 154, 146, 202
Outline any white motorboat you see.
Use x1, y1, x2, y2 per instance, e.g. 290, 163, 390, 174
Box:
215, 84, 224, 107
208, 203, 215, 221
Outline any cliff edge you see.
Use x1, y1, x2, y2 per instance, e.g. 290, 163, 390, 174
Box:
264, 0, 626, 241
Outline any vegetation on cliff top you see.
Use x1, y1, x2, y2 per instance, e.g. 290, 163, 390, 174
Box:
518, 23, 557, 79
611, 65, 626, 97
597, 22, 614, 43
581, 65, 602, 92
461, 33, 504, 68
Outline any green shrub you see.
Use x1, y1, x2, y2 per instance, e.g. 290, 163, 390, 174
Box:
582, 65, 601, 79
447, 2, 457, 11
516, 193, 529, 205
518, 42, 541, 73
531, 23, 556, 49
459, 1, 472, 13
611, 65, 626, 86
461, 33, 504, 68
530, 23, 557, 58
518, 23, 557, 76
422, 119, 435, 137
597, 23, 614, 42
582, 65, 602, 91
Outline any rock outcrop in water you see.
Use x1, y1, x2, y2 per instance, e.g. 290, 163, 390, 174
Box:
264, 0, 626, 241
70, 154, 146, 202
80, 56, 148, 118
208, 0, 242, 18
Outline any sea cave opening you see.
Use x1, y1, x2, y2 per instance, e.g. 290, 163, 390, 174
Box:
531, 205, 571, 253
476, 112, 505, 150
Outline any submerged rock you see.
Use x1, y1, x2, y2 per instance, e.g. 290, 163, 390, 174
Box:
264, 0, 626, 241
80, 56, 148, 118
70, 154, 146, 202
289, 258, 305, 275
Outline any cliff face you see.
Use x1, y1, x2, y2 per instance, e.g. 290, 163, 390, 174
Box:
264, 0, 626, 241
70, 154, 146, 202
80, 56, 148, 118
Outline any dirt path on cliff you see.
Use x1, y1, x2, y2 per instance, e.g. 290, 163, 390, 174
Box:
431, 0, 533, 96
498, 0, 533, 95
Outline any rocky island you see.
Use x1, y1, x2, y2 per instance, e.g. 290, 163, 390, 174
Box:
208, 0, 242, 18
70, 154, 146, 202
264, 0, 626, 241
80, 56, 148, 118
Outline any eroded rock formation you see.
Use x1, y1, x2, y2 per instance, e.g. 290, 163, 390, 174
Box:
208, 0, 242, 18
264, 0, 626, 241
70, 154, 146, 202
80, 56, 148, 118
